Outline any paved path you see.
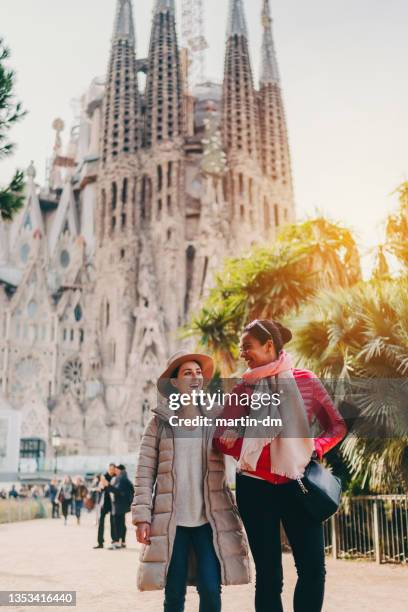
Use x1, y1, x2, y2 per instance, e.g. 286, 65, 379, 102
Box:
0, 511, 407, 612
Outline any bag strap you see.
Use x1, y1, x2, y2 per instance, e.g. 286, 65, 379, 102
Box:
297, 477, 309, 495
297, 451, 318, 494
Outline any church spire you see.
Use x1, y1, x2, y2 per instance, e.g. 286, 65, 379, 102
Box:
113, 0, 136, 47
10, 162, 46, 264
101, 0, 140, 165
222, 0, 259, 159
227, 0, 248, 38
155, 0, 175, 12
144, 0, 183, 146
258, 0, 293, 192
260, 0, 280, 85
98, 0, 141, 244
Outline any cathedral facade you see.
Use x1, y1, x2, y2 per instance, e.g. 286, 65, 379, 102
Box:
0, 0, 294, 462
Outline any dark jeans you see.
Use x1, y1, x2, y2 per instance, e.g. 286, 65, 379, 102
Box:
97, 509, 116, 545
164, 523, 221, 612
114, 513, 126, 543
61, 499, 71, 520
51, 501, 59, 518
236, 473, 326, 612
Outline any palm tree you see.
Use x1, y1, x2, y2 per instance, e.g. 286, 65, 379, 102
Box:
371, 245, 391, 281
276, 217, 361, 288
378, 181, 408, 272
186, 218, 361, 374
289, 278, 408, 492
386, 182, 408, 268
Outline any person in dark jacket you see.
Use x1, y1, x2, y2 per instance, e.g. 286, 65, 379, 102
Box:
8, 485, 18, 499
48, 479, 59, 518
93, 463, 116, 549
100, 464, 134, 550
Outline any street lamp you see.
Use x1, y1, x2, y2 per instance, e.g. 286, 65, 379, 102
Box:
51, 431, 61, 475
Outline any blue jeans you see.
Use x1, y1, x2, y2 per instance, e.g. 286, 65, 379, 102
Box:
164, 523, 222, 612
74, 500, 83, 519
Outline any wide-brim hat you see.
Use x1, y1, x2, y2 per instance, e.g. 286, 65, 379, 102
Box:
157, 350, 214, 398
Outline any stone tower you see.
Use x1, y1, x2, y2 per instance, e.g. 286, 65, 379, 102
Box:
144, 0, 183, 147
141, 0, 186, 342
223, 0, 260, 161
259, 0, 294, 205
222, 0, 294, 247
222, 0, 261, 248
94, 0, 141, 413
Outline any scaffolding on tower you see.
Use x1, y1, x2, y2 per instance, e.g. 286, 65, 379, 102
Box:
181, 0, 208, 92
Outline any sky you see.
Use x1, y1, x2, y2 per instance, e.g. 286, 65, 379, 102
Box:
1, 0, 408, 268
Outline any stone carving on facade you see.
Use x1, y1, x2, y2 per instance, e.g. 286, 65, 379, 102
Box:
20, 395, 48, 440
10, 356, 44, 402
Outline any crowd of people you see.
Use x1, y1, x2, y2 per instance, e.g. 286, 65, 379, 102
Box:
47, 475, 90, 524
37, 463, 134, 549
1, 464, 134, 545
43, 464, 134, 540
1, 478, 92, 525
0, 484, 44, 499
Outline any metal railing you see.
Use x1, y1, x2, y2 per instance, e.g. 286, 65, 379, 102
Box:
328, 495, 408, 564
282, 495, 408, 564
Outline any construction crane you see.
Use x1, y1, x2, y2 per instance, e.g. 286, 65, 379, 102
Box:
181, 0, 208, 92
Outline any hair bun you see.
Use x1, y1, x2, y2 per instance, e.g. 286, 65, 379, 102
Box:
274, 321, 292, 344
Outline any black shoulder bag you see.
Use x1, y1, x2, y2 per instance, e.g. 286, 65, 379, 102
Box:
295, 452, 342, 523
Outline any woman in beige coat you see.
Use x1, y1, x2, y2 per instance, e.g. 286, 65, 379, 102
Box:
132, 350, 251, 611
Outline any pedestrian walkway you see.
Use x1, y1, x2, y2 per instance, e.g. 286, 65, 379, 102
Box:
0, 511, 406, 611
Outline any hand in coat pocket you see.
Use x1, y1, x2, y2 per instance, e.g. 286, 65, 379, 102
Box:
136, 522, 151, 545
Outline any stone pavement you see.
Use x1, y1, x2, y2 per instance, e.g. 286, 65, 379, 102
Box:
0, 511, 407, 612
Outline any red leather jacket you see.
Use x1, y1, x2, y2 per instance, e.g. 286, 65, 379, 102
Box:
213, 368, 347, 484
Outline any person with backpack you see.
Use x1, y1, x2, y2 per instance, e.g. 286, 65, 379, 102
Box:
100, 464, 134, 549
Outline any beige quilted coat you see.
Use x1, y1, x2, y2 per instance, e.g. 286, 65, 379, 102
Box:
132, 404, 251, 591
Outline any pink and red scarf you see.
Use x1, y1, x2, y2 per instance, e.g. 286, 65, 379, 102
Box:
237, 351, 314, 479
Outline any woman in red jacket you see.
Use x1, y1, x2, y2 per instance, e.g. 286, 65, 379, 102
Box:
214, 319, 347, 612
